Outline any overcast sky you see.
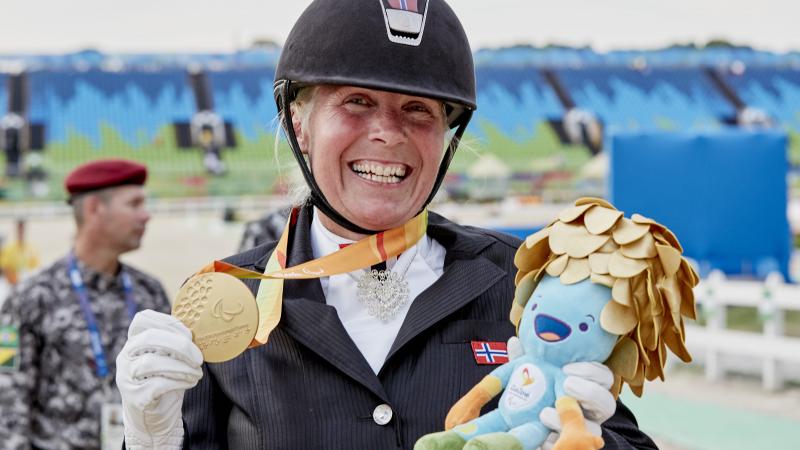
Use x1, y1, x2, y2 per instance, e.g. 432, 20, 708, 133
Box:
2, 0, 798, 54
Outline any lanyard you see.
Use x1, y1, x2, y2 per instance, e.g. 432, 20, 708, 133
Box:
198, 207, 428, 347
68, 255, 137, 379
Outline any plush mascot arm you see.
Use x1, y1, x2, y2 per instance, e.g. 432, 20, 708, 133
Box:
444, 362, 516, 430
550, 373, 604, 450
550, 397, 605, 450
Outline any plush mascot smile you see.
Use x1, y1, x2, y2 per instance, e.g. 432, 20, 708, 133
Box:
534, 314, 572, 342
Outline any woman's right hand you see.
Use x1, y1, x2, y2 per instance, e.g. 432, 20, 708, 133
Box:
116, 309, 204, 450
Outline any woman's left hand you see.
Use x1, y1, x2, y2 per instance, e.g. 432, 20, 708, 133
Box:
538, 361, 616, 449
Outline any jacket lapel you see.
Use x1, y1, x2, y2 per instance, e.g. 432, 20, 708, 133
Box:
255, 206, 389, 402
280, 299, 389, 402
384, 214, 507, 365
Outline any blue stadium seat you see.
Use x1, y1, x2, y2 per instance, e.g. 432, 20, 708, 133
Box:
207, 68, 278, 140
474, 66, 562, 139
472, 47, 800, 68
0, 73, 7, 116
554, 67, 735, 132
27, 69, 194, 148
723, 67, 800, 131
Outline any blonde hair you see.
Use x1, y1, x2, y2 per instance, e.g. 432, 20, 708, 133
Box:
512, 197, 698, 397
290, 86, 318, 128
271, 86, 318, 206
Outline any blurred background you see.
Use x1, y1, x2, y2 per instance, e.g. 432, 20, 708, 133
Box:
1, 1, 799, 448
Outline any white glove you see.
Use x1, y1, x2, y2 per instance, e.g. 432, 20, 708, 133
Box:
539, 361, 616, 450
116, 310, 204, 450
506, 336, 524, 361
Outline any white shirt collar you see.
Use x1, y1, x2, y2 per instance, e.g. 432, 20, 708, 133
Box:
310, 208, 354, 260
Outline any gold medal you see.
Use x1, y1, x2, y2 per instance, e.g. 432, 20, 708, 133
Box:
172, 272, 258, 363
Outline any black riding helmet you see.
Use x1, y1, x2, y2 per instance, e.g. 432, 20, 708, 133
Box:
274, 0, 476, 235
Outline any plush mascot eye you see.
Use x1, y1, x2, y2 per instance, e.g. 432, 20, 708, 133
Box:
531, 303, 538, 311
579, 314, 595, 332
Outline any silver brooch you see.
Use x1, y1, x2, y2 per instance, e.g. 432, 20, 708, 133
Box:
356, 269, 410, 321
354, 245, 418, 321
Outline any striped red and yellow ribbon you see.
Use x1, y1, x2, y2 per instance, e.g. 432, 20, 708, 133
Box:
198, 207, 428, 347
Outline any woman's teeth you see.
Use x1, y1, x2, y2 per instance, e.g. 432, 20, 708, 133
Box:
351, 162, 407, 184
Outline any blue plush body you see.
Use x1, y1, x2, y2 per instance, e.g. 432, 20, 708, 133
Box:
448, 276, 618, 450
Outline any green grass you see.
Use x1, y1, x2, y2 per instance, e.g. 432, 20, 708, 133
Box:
454, 121, 592, 173
726, 306, 763, 333
789, 130, 800, 167
696, 306, 800, 337
786, 310, 800, 337
450, 121, 594, 196
0, 122, 595, 201
0, 125, 299, 201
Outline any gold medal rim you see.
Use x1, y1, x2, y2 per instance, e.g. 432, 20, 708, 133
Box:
172, 272, 258, 363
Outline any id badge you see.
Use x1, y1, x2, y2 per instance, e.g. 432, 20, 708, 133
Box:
101, 403, 125, 450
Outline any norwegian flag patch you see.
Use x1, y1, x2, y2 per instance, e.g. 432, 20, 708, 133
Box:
471, 341, 509, 365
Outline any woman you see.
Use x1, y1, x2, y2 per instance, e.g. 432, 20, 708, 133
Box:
117, 1, 656, 449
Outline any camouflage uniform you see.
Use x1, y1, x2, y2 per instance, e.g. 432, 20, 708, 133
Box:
0, 255, 170, 450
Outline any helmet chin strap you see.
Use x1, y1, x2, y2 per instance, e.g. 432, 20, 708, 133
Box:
423, 108, 473, 208
277, 81, 472, 236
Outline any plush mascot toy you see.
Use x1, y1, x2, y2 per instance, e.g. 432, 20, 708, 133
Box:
416, 198, 698, 450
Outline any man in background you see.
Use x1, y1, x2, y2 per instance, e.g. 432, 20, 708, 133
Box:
0, 159, 171, 450
0, 218, 40, 285
237, 207, 289, 252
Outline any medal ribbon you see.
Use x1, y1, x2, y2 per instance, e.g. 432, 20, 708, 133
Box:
198, 207, 428, 346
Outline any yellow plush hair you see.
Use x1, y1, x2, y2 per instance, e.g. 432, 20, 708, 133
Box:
512, 198, 698, 397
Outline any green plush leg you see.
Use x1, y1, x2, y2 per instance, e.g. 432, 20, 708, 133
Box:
509, 422, 552, 450
415, 409, 510, 450
463, 432, 524, 450
414, 431, 467, 450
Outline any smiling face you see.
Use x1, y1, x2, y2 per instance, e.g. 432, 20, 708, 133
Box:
292, 85, 447, 238
518, 275, 618, 367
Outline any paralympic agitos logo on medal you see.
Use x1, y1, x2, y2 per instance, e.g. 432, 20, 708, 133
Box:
211, 298, 245, 322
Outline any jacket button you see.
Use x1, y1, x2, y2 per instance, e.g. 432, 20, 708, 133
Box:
372, 404, 393, 425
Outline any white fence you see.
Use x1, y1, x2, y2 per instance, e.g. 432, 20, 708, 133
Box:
686, 270, 800, 391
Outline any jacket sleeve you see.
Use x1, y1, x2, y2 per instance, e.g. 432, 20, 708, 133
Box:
182, 364, 233, 449
0, 286, 45, 450
600, 400, 658, 450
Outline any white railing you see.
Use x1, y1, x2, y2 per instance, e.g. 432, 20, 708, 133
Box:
687, 270, 800, 391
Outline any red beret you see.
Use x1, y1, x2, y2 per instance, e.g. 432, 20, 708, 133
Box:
65, 159, 148, 197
